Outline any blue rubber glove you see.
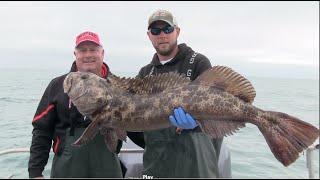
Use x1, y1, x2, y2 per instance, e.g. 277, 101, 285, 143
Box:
169, 107, 198, 129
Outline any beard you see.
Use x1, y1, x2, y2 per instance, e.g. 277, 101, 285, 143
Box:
154, 40, 177, 56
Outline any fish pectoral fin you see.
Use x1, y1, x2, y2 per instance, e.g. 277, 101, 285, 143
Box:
197, 119, 246, 139
72, 119, 100, 147
98, 115, 127, 142
191, 66, 256, 104
100, 126, 127, 152
115, 129, 127, 142
104, 129, 122, 153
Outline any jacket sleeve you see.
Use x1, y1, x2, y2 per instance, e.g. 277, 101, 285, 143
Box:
28, 80, 56, 178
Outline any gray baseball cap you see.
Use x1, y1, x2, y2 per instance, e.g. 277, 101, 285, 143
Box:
147, 9, 178, 29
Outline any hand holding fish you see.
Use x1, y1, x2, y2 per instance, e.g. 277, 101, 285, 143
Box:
169, 107, 198, 129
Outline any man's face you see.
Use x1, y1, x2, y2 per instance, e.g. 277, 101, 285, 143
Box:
147, 21, 180, 56
74, 41, 104, 76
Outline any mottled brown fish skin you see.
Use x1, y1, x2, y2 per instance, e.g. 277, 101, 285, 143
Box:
110, 85, 318, 167
109, 85, 252, 131
63, 71, 250, 132
63, 69, 319, 167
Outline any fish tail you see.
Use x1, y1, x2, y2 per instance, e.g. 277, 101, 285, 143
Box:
259, 111, 319, 166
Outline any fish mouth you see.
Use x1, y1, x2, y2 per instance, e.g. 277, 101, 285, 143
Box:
63, 81, 71, 94
63, 73, 76, 94
73, 90, 88, 102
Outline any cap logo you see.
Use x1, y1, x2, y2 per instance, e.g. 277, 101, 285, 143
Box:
77, 31, 97, 40
153, 10, 166, 19
75, 31, 101, 47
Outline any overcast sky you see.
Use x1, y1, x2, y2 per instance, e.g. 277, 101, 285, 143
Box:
0, 1, 318, 79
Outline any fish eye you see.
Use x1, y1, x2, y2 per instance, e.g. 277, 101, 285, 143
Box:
97, 98, 103, 103
81, 74, 89, 80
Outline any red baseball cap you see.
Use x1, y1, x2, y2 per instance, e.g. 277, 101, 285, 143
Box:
75, 31, 102, 47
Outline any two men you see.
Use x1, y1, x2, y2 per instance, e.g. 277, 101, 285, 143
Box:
29, 9, 224, 179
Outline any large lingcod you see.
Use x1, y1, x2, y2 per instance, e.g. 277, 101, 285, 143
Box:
63, 65, 319, 167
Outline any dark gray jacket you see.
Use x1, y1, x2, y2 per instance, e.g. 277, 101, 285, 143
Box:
128, 43, 223, 178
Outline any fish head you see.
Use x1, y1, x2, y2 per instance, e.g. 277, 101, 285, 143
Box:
63, 71, 112, 116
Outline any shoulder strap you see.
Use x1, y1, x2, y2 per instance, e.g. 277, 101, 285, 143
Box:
148, 51, 198, 79
186, 52, 198, 80
149, 66, 155, 76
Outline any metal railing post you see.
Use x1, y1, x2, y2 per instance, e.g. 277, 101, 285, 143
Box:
306, 142, 319, 179
306, 148, 314, 179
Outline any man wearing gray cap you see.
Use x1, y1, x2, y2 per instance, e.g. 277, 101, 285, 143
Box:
127, 9, 223, 178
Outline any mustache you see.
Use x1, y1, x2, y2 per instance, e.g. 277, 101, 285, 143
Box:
158, 39, 168, 44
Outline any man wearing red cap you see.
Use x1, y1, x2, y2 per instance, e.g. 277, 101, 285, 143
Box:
28, 31, 124, 178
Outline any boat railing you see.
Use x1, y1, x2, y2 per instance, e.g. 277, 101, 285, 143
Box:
0, 148, 144, 179
306, 142, 319, 179
1, 143, 319, 179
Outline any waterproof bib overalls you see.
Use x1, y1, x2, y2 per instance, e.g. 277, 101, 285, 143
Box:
51, 128, 122, 178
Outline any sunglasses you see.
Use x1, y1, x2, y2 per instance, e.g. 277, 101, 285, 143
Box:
149, 26, 175, 36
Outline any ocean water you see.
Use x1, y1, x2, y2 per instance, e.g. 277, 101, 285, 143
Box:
0, 68, 319, 179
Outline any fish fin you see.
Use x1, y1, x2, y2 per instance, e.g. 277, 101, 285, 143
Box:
101, 109, 127, 142
99, 122, 127, 152
115, 128, 127, 142
102, 128, 127, 152
104, 129, 119, 152
73, 109, 112, 147
72, 118, 100, 147
197, 120, 246, 139
107, 74, 136, 92
191, 66, 256, 104
259, 111, 319, 167
108, 72, 190, 94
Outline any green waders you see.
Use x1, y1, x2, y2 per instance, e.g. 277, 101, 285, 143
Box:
50, 128, 123, 178
143, 127, 222, 178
